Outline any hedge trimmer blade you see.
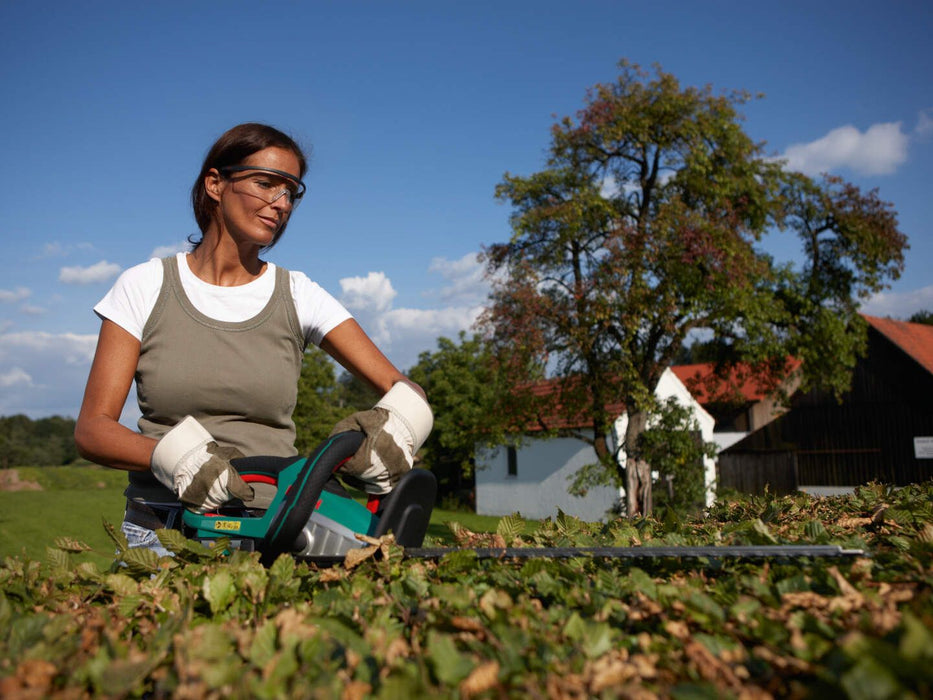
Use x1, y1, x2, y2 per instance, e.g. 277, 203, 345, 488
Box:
296, 543, 866, 567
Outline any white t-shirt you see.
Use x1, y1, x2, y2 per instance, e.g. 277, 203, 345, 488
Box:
95, 253, 352, 347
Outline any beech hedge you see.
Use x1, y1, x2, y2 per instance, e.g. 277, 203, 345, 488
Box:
1, 481, 931, 698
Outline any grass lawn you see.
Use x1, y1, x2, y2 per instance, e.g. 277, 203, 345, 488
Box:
0, 466, 513, 569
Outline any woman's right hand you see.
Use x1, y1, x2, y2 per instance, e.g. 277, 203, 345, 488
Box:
150, 416, 253, 512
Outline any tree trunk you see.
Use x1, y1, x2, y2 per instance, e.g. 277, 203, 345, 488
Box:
624, 410, 652, 517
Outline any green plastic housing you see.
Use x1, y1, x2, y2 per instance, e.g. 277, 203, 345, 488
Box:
182, 456, 377, 544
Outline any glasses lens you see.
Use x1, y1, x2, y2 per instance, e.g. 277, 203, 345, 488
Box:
241, 175, 301, 208
221, 166, 305, 209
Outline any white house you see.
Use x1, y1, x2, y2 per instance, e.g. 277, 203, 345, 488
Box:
474, 368, 716, 521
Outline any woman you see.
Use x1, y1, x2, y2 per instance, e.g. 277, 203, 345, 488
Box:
75, 123, 431, 555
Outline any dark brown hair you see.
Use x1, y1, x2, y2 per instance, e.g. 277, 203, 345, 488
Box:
190, 123, 308, 248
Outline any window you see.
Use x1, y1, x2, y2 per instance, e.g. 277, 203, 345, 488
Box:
507, 445, 517, 476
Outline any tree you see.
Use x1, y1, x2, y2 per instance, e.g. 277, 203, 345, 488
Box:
482, 61, 906, 517
0, 414, 78, 468
291, 347, 356, 456
408, 332, 512, 504
908, 310, 933, 326
636, 398, 717, 520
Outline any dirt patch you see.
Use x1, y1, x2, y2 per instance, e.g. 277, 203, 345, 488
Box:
0, 469, 42, 491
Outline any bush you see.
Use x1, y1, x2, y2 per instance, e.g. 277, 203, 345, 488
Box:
1, 481, 931, 697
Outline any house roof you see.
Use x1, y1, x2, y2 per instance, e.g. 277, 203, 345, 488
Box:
521, 377, 626, 432
512, 316, 933, 431
863, 315, 933, 376
670, 359, 801, 406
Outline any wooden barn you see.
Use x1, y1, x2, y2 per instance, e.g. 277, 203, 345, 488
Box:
718, 315, 933, 494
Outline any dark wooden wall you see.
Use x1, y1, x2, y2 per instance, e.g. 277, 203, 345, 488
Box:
720, 327, 933, 491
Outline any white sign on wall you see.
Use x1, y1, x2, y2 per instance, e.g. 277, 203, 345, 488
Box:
914, 437, 933, 459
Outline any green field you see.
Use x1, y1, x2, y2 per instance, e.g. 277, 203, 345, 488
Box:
0, 466, 506, 569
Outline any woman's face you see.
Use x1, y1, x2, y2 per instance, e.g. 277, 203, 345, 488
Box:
209, 147, 303, 249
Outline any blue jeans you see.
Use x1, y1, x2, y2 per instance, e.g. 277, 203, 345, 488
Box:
121, 506, 182, 558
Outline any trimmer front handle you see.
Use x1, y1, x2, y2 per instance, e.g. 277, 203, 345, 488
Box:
182, 431, 364, 564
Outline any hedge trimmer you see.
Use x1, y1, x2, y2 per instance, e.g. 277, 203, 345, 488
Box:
182, 433, 865, 566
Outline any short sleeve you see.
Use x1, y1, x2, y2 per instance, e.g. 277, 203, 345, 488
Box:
93, 259, 164, 340
290, 271, 353, 347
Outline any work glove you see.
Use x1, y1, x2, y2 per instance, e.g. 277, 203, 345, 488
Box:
150, 416, 254, 513
329, 382, 433, 495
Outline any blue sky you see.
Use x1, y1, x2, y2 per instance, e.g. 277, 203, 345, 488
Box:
1, 1, 931, 419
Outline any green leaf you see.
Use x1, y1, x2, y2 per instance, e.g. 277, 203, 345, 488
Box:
900, 612, 933, 661
45, 546, 71, 574
155, 528, 189, 556
751, 518, 778, 544
203, 570, 237, 614
496, 514, 525, 542
840, 656, 904, 700
804, 519, 828, 543
670, 684, 724, 700
437, 548, 478, 576
269, 553, 296, 582
103, 517, 128, 553
563, 612, 613, 659
105, 572, 140, 597
120, 546, 160, 577
75, 561, 104, 583
249, 619, 278, 667
426, 630, 474, 684
116, 594, 145, 619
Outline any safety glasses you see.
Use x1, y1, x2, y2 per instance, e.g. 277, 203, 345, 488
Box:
219, 165, 306, 209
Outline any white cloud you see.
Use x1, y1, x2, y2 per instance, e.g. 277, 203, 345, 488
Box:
600, 175, 622, 199
915, 109, 933, 139
0, 287, 31, 303
426, 253, 489, 306
0, 331, 98, 418
19, 304, 46, 316
600, 174, 666, 199
377, 305, 485, 371
59, 260, 122, 285
339, 272, 397, 313
0, 367, 32, 388
337, 265, 487, 371
781, 122, 908, 176
0, 331, 98, 366
35, 241, 94, 259
151, 241, 190, 258
861, 285, 933, 320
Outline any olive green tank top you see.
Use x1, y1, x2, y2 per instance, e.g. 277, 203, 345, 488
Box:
127, 256, 306, 502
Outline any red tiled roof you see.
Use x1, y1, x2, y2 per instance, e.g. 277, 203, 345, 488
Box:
520, 360, 799, 429
521, 377, 626, 431
670, 359, 801, 406
863, 315, 933, 376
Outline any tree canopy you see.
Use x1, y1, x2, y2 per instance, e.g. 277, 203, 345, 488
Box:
482, 60, 907, 516
291, 347, 378, 456
407, 333, 513, 503
0, 414, 79, 468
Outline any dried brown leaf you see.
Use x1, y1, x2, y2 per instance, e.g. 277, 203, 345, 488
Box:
827, 566, 859, 597
664, 619, 691, 640
450, 616, 485, 633
685, 641, 743, 689
13, 658, 58, 694
459, 660, 500, 698
344, 545, 378, 570
587, 653, 638, 693
837, 516, 871, 528
342, 680, 372, 700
